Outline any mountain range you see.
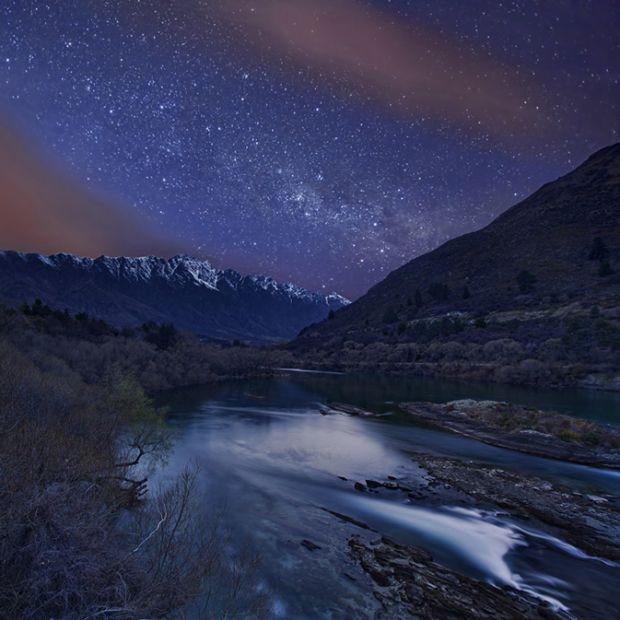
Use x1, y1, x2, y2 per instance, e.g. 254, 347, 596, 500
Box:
0, 252, 349, 342
1, 143, 619, 387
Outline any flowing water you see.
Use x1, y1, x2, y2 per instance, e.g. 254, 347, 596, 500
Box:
155, 373, 620, 618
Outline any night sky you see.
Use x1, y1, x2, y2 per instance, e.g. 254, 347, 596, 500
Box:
0, 1, 618, 298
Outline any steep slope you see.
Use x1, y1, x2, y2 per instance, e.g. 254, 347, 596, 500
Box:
0, 252, 348, 341
291, 144, 620, 387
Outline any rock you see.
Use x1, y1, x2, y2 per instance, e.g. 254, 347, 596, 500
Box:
408, 490, 426, 500
301, 539, 322, 551
348, 536, 569, 619
415, 453, 620, 561
579, 373, 620, 392
587, 494, 609, 504
327, 402, 376, 417
354, 482, 367, 492
365, 479, 382, 489
322, 508, 374, 531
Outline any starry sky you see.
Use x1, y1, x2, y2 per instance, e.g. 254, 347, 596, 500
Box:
0, 1, 618, 298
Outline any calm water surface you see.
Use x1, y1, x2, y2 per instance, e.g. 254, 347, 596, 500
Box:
156, 374, 620, 619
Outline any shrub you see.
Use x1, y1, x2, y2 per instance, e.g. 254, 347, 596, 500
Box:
482, 338, 524, 361
582, 431, 601, 446
558, 429, 580, 443
0, 330, 265, 618
414, 288, 423, 308
589, 237, 609, 261
516, 270, 537, 293
427, 282, 450, 302
382, 307, 398, 324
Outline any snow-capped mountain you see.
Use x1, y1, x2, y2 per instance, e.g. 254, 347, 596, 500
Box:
0, 251, 349, 341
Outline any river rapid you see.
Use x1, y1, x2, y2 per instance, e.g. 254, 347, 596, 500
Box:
155, 373, 620, 619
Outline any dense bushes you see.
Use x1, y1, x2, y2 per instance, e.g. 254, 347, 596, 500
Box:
516, 270, 537, 293
0, 304, 276, 392
427, 282, 450, 302
289, 305, 620, 388
0, 307, 268, 618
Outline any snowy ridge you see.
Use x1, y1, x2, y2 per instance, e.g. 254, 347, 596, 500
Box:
0, 250, 350, 307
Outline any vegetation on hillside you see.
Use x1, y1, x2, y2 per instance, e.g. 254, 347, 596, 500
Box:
290, 302, 620, 388
1, 301, 275, 392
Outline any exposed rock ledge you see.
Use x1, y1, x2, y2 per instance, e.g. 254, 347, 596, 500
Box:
340, 453, 619, 618
414, 454, 620, 562
348, 536, 569, 620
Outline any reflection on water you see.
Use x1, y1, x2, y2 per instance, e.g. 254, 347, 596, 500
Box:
157, 375, 620, 619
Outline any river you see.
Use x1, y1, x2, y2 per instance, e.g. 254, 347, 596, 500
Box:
155, 373, 620, 618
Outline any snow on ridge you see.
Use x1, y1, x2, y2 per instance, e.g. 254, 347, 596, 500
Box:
246, 274, 349, 306
325, 292, 351, 306
0, 249, 349, 305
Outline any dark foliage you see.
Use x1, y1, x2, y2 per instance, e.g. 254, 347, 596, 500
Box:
144, 322, 178, 351
589, 237, 610, 261
414, 288, 423, 308
516, 270, 537, 293
0, 303, 276, 392
0, 305, 268, 618
427, 282, 450, 302
382, 307, 398, 324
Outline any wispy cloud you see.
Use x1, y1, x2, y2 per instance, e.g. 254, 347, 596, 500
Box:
0, 119, 180, 257
214, 0, 545, 140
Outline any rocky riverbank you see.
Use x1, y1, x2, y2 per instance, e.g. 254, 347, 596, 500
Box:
325, 439, 620, 618
413, 454, 620, 562
400, 399, 620, 468
324, 454, 620, 620
348, 536, 569, 620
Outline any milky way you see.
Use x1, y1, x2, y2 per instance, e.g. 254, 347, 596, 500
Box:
0, 1, 618, 297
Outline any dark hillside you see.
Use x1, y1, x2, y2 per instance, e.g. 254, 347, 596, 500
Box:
291, 144, 620, 388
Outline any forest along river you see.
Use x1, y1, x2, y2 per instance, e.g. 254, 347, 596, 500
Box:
154, 373, 620, 619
